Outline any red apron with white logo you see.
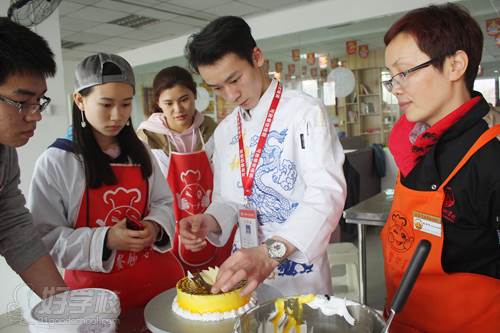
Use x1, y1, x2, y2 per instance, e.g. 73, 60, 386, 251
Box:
167, 148, 236, 272
64, 164, 184, 311
381, 125, 500, 333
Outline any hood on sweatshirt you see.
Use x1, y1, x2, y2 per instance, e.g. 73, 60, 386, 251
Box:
138, 111, 204, 153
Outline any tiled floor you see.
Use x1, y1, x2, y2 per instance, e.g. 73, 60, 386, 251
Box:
0, 326, 26, 333
0, 309, 26, 333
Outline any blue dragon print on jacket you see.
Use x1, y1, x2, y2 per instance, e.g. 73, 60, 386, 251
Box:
277, 259, 314, 276
231, 129, 299, 225
231, 129, 313, 277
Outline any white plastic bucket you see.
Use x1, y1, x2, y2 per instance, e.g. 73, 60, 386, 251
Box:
28, 288, 120, 333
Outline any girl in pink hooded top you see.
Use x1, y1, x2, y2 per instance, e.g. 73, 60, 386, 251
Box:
137, 66, 216, 174
137, 66, 235, 273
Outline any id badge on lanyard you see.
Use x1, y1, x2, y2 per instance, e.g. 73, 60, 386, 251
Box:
238, 207, 259, 248
237, 82, 282, 249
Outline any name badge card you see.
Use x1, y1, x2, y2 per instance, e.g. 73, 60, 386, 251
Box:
413, 211, 442, 237
238, 208, 259, 248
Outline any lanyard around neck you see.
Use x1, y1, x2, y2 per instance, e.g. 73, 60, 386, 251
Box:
237, 82, 283, 197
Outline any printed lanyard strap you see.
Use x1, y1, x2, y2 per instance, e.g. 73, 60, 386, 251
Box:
237, 82, 283, 197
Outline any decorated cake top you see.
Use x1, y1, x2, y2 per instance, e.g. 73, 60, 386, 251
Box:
179, 267, 246, 295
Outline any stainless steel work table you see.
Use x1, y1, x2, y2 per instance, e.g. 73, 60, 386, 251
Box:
343, 191, 393, 305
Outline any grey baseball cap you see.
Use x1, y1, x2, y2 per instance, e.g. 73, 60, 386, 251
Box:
74, 53, 135, 93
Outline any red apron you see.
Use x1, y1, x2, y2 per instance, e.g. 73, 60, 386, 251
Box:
167, 140, 236, 272
381, 125, 500, 333
64, 164, 184, 311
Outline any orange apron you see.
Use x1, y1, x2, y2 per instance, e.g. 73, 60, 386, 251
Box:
65, 164, 184, 311
381, 125, 500, 333
167, 144, 236, 272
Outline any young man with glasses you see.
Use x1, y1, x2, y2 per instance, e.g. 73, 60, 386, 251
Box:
0, 18, 66, 298
382, 4, 499, 332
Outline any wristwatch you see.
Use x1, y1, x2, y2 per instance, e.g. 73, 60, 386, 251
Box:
264, 239, 287, 263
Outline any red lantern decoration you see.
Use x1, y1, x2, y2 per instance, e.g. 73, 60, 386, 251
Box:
346, 40, 357, 55
358, 44, 369, 59
486, 18, 500, 36
275, 62, 283, 73
306, 52, 316, 65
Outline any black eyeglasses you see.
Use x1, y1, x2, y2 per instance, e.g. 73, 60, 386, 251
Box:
0, 94, 51, 114
382, 58, 438, 93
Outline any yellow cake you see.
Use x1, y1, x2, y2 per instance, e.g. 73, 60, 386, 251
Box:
172, 267, 256, 321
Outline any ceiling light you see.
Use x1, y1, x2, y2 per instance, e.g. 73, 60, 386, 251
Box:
109, 15, 159, 28
61, 40, 85, 49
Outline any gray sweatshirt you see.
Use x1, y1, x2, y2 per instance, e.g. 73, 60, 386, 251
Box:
0, 144, 47, 273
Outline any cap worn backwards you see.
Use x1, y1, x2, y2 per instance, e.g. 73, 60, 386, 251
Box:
74, 53, 135, 93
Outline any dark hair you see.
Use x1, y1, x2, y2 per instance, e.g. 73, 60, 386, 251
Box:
72, 62, 152, 188
185, 16, 256, 73
384, 3, 483, 94
151, 66, 197, 114
0, 17, 55, 85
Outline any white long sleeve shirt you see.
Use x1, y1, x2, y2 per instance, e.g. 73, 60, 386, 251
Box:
27, 141, 176, 273
205, 80, 347, 296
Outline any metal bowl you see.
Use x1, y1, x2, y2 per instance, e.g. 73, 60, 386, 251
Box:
234, 296, 385, 333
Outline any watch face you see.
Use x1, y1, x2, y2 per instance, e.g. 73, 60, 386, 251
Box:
268, 241, 286, 259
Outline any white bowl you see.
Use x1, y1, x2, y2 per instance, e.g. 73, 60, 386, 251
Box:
28, 288, 120, 333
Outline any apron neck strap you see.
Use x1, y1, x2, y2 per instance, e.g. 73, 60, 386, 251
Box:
167, 134, 172, 153
197, 128, 206, 149
439, 125, 500, 190
166, 128, 205, 153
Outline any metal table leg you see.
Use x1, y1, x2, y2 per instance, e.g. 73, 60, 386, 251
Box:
358, 224, 367, 304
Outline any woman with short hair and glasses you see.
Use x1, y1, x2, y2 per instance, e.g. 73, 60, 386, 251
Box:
381, 3, 499, 332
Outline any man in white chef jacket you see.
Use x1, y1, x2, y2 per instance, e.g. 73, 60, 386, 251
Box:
180, 16, 346, 297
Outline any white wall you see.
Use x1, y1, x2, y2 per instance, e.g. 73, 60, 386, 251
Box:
120, 0, 454, 67
0, 5, 69, 315
63, 60, 79, 125
17, 9, 69, 194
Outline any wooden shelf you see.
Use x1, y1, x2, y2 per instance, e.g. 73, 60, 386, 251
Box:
334, 62, 396, 145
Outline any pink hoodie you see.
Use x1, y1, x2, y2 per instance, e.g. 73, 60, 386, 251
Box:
138, 111, 204, 153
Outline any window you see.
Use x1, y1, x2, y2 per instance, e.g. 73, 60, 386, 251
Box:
301, 79, 318, 98
473, 78, 496, 106
323, 81, 336, 106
